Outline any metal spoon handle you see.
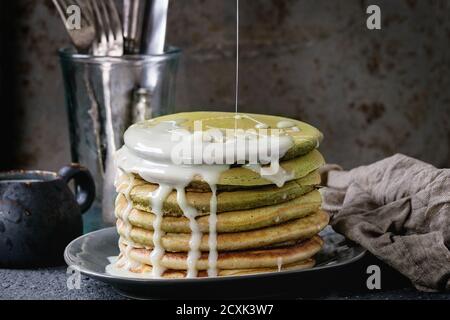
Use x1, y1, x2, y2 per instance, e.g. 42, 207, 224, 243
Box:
140, 0, 169, 55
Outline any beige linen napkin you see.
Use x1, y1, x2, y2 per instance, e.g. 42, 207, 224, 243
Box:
320, 154, 450, 292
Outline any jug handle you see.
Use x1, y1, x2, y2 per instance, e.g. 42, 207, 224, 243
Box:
58, 164, 96, 214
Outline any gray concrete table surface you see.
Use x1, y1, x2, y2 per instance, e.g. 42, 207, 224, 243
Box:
1, 268, 450, 300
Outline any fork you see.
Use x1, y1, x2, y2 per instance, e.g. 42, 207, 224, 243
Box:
52, 0, 96, 53
89, 0, 124, 56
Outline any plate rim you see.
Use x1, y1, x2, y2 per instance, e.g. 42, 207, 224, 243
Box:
64, 227, 366, 284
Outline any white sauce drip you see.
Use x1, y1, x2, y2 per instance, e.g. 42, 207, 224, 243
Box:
106, 256, 154, 279
244, 163, 294, 188
115, 237, 143, 271
108, 118, 293, 278
207, 185, 218, 277
115, 143, 227, 278
277, 257, 283, 272
122, 174, 135, 239
276, 120, 296, 129
123, 121, 293, 166
255, 123, 269, 129
176, 186, 202, 278
149, 184, 173, 277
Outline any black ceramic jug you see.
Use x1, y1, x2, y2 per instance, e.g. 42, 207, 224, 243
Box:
0, 164, 95, 268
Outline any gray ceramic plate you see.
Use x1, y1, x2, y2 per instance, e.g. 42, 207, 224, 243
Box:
64, 226, 365, 299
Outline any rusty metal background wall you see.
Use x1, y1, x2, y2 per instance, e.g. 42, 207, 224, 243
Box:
1, 0, 449, 171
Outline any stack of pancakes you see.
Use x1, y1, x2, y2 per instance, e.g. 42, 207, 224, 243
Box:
112, 112, 328, 278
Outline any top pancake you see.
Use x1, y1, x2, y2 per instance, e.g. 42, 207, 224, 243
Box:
149, 112, 323, 161
117, 112, 324, 189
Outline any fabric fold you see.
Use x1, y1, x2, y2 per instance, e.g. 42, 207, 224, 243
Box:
321, 154, 450, 292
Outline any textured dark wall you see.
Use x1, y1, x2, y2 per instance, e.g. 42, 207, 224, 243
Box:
1, 0, 449, 171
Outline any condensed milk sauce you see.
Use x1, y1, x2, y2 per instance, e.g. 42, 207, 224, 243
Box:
107, 118, 296, 278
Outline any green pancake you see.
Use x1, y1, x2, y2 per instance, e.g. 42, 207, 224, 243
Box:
114, 258, 316, 278
127, 149, 324, 192
117, 210, 329, 252
116, 170, 321, 216
116, 189, 322, 233
147, 111, 323, 161
117, 237, 323, 273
